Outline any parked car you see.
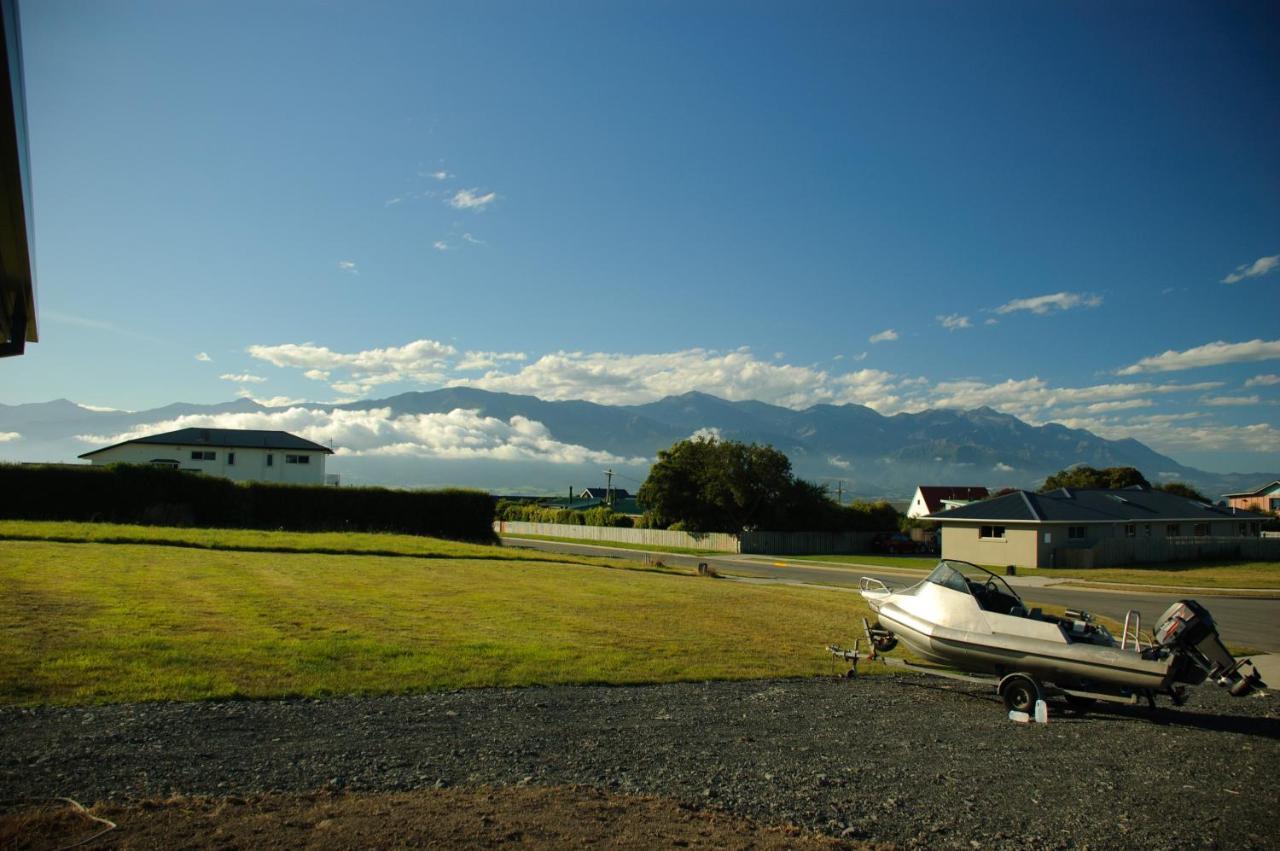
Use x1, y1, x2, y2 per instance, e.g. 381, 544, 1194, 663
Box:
871, 532, 916, 554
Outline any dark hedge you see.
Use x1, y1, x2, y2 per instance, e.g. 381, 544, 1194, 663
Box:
0, 464, 497, 541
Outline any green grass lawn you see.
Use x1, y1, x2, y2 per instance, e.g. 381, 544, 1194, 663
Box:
501, 532, 722, 556
0, 537, 874, 706
781, 552, 1280, 589
0, 520, 609, 565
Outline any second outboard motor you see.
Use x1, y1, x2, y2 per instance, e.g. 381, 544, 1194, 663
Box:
1153, 600, 1267, 696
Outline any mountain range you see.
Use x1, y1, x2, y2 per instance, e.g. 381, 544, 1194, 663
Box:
1, 389, 1274, 500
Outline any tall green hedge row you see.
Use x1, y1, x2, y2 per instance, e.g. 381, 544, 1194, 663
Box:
0, 464, 497, 541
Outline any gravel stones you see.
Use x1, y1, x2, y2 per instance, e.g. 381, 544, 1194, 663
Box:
1, 676, 1276, 849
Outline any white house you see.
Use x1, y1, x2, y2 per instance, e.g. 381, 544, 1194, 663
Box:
907, 485, 990, 519
78, 427, 333, 485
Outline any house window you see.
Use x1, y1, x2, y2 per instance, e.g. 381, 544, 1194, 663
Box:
1068, 526, 1086, 539
1144, 524, 1151, 537
1193, 523, 1210, 537
285, 454, 310, 464
266, 454, 273, 466
150, 459, 179, 469
979, 525, 1005, 540
1124, 524, 1136, 538
227, 452, 235, 466
190, 450, 215, 461
1270, 498, 1280, 511
1166, 523, 1181, 536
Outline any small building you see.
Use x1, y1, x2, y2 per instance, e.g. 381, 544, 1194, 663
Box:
78, 427, 333, 485
930, 486, 1266, 568
907, 486, 989, 519
1222, 481, 1280, 516
578, 487, 631, 501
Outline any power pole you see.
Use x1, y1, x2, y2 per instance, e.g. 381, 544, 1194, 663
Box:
836, 481, 843, 505
604, 468, 614, 508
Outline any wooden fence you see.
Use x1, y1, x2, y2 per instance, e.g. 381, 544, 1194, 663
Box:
494, 521, 876, 555
1055, 536, 1280, 569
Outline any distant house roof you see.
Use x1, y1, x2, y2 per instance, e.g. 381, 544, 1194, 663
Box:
915, 486, 989, 515
1222, 481, 1280, 499
78, 428, 334, 458
579, 487, 631, 500
930, 486, 1266, 524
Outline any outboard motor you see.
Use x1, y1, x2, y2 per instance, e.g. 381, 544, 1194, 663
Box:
1153, 600, 1267, 696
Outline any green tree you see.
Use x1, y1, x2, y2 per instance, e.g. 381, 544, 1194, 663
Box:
1041, 465, 1150, 491
1154, 481, 1209, 503
639, 437, 800, 532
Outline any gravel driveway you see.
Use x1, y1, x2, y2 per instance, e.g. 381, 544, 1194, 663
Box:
2, 676, 1275, 849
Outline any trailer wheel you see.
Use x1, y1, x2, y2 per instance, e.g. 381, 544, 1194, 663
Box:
999, 674, 1041, 713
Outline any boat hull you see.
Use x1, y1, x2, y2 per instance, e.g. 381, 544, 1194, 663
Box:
877, 601, 1176, 692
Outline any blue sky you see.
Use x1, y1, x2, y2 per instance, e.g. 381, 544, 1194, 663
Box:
5, 0, 1279, 473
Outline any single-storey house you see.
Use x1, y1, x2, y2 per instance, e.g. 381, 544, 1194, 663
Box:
578, 487, 632, 501
1222, 481, 1280, 516
907, 486, 989, 519
79, 427, 333, 485
930, 486, 1267, 568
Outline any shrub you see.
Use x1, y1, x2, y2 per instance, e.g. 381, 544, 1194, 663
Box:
0, 464, 496, 542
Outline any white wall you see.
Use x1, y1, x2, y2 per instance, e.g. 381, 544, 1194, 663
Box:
906, 488, 931, 519
85, 443, 326, 485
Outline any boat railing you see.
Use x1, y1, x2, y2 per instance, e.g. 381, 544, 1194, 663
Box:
859, 576, 891, 594
1121, 610, 1151, 651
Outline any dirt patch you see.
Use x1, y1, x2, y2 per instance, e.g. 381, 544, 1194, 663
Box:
0, 786, 869, 850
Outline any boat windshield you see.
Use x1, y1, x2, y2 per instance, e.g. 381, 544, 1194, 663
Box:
925, 560, 1024, 612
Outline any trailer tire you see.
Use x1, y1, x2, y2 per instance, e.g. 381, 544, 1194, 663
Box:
999, 674, 1040, 713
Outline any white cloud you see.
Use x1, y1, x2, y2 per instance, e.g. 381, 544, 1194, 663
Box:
929, 377, 1224, 421
937, 314, 971, 331
453, 348, 903, 411
462, 233, 484, 245
248, 338, 457, 396
1054, 414, 1280, 454
1056, 398, 1155, 416
993, 462, 1014, 472
194, 352, 212, 362
984, 318, 999, 326
0, 431, 20, 443
77, 403, 127, 413
1244, 374, 1280, 387
993, 291, 1103, 315
433, 241, 449, 251
456, 350, 528, 371
869, 329, 898, 344
219, 373, 267, 384
1201, 394, 1261, 407
337, 260, 359, 275
448, 188, 497, 211
1117, 339, 1280, 375
690, 427, 723, 442
303, 369, 330, 381
1222, 254, 1279, 284
422, 170, 453, 181
828, 455, 851, 470
77, 407, 643, 466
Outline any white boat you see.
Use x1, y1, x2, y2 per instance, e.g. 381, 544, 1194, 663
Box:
855, 559, 1266, 712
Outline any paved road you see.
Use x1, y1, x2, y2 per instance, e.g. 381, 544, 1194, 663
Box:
502, 536, 1280, 654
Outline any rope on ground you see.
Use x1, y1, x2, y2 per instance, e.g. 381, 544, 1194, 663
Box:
1, 796, 118, 850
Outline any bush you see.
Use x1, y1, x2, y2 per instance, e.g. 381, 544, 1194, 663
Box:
0, 464, 497, 542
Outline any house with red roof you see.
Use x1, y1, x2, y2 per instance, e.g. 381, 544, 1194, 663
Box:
907, 485, 989, 519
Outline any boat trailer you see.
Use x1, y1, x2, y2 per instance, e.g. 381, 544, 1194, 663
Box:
829, 607, 1266, 715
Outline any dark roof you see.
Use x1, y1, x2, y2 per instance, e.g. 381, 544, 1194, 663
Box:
579, 487, 631, 499
79, 428, 333, 458
930, 486, 1267, 524
916, 486, 989, 513
1222, 481, 1280, 499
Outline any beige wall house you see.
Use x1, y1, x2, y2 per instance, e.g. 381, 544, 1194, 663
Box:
1222, 481, 1280, 516
930, 487, 1268, 568
78, 427, 333, 485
